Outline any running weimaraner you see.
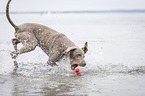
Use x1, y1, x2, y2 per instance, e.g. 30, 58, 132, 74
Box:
6, 0, 88, 70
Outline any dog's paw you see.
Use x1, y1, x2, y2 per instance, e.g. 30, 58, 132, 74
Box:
47, 62, 58, 67
10, 51, 18, 59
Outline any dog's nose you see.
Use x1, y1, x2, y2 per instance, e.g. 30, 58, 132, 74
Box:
83, 63, 86, 66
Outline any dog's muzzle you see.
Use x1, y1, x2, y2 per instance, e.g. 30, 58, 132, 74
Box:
71, 64, 78, 70
71, 62, 86, 70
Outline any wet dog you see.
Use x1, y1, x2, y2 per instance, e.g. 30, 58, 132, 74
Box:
6, 0, 88, 70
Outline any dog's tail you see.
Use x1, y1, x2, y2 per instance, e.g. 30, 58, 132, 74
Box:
6, 0, 19, 31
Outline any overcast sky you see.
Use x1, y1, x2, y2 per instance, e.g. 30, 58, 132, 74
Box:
1, 0, 145, 12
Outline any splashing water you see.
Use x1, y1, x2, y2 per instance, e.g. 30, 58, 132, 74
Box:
0, 51, 14, 74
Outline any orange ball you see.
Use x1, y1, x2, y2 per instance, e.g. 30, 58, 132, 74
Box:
75, 68, 80, 73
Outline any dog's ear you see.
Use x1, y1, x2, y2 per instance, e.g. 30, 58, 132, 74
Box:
70, 48, 76, 58
82, 42, 88, 54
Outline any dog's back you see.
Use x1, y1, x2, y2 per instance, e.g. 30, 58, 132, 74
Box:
18, 23, 57, 34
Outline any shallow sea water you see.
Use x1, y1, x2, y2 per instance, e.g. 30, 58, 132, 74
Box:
0, 13, 145, 96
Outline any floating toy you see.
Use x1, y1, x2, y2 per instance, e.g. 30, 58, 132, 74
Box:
69, 68, 83, 75
75, 68, 80, 73
75, 68, 83, 75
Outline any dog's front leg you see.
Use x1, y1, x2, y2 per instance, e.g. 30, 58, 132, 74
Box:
47, 51, 62, 66
47, 55, 58, 66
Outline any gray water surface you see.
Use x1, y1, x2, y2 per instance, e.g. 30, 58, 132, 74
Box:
0, 13, 145, 96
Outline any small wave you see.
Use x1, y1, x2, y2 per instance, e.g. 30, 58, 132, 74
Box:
85, 63, 145, 75
127, 66, 145, 74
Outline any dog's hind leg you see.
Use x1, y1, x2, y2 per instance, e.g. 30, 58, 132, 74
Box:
10, 32, 38, 59
12, 38, 20, 51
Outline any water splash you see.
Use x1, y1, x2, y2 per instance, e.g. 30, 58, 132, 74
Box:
0, 50, 14, 75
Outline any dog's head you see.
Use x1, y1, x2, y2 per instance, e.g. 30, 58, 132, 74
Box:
65, 42, 88, 70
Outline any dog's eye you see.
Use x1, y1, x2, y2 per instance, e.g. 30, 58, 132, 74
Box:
77, 54, 82, 57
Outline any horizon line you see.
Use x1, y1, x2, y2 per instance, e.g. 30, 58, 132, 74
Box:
1, 9, 145, 14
